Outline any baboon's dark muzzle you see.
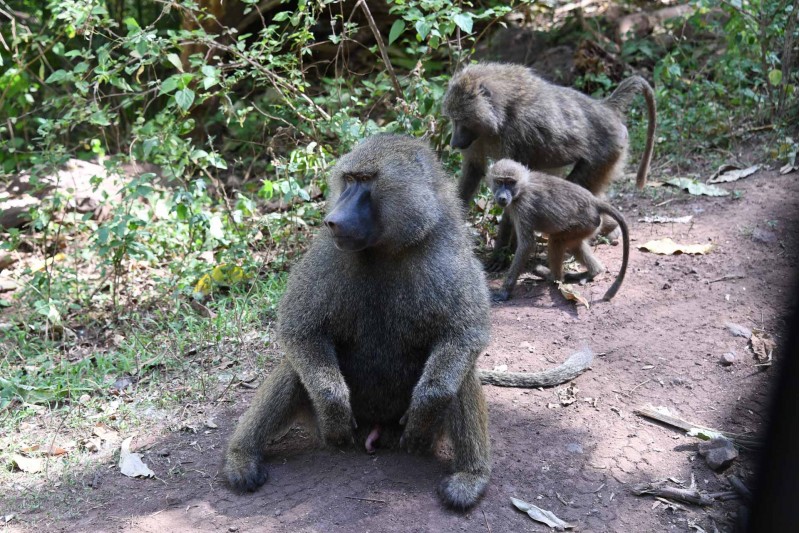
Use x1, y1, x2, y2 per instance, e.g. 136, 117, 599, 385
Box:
450, 125, 477, 150
324, 182, 379, 251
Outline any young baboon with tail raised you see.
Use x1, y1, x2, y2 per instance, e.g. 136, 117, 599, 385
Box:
487, 159, 630, 303
442, 61, 654, 263
224, 135, 592, 510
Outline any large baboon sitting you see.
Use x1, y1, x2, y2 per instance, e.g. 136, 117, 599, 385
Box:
224, 134, 591, 510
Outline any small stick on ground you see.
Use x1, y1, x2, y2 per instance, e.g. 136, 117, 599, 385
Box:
706, 491, 740, 501
708, 273, 746, 284
632, 481, 714, 506
555, 492, 574, 506
634, 405, 763, 448
482, 510, 492, 533
727, 475, 753, 503
345, 496, 387, 504
625, 379, 651, 397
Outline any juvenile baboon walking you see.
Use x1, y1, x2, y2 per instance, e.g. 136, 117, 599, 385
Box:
224, 135, 591, 510
442, 61, 654, 257
487, 159, 630, 302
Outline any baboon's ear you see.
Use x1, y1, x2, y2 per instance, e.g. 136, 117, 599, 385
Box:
478, 83, 492, 98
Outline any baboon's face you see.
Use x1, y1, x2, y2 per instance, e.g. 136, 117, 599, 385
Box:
324, 171, 381, 252
490, 176, 517, 208
450, 120, 478, 150
442, 78, 499, 150
324, 136, 443, 253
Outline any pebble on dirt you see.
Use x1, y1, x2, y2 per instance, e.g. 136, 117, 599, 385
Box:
719, 352, 736, 366
697, 437, 738, 471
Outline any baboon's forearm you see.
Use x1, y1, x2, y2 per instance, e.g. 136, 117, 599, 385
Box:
283, 337, 349, 408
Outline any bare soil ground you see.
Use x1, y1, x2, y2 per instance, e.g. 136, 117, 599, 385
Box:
2, 167, 797, 532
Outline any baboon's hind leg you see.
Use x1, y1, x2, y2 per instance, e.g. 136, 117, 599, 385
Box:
438, 372, 491, 510
568, 153, 626, 238
224, 359, 313, 492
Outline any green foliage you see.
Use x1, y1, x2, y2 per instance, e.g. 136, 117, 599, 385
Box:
0, 0, 797, 410
623, 0, 797, 160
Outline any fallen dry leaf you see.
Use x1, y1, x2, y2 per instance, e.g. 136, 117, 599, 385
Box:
708, 164, 760, 183
11, 454, 43, 473
29, 253, 67, 273
119, 436, 155, 478
557, 282, 589, 309
93, 424, 120, 443
558, 383, 579, 406
511, 496, 575, 530
665, 178, 729, 197
638, 215, 693, 224
45, 444, 68, 456
749, 331, 776, 364
639, 238, 714, 255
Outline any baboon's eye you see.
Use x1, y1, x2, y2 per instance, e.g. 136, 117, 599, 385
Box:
344, 175, 355, 184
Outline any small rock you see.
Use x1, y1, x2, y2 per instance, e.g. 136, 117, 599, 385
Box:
698, 437, 738, 471
228, 527, 240, 532
662, 282, 671, 290
719, 352, 736, 366
566, 442, 583, 454
725, 322, 752, 339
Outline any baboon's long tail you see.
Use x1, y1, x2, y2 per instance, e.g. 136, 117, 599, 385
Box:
597, 203, 630, 301
604, 76, 656, 189
478, 347, 593, 387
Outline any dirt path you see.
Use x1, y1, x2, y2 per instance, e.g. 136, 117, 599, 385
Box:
5, 168, 797, 532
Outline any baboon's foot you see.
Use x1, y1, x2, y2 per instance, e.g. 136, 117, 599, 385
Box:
491, 289, 510, 302
484, 255, 510, 273
224, 450, 269, 492
564, 271, 596, 283
438, 471, 490, 510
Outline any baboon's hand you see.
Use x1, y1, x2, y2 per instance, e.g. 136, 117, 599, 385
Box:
224, 449, 269, 492
318, 399, 357, 447
491, 289, 510, 302
398, 391, 453, 453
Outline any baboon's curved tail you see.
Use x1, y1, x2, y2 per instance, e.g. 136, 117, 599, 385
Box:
604, 76, 657, 189
478, 347, 593, 387
597, 203, 630, 301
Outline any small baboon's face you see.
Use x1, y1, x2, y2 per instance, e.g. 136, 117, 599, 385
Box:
488, 160, 527, 209
490, 176, 517, 208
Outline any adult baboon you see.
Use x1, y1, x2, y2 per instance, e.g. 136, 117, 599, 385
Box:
442, 61, 654, 258
487, 159, 630, 302
224, 135, 592, 510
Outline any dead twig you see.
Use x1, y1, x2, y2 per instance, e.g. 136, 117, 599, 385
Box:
632, 480, 713, 506
634, 405, 763, 449
727, 475, 753, 503
625, 379, 651, 397
708, 273, 746, 284
482, 509, 492, 533
345, 496, 386, 503
356, 0, 403, 99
